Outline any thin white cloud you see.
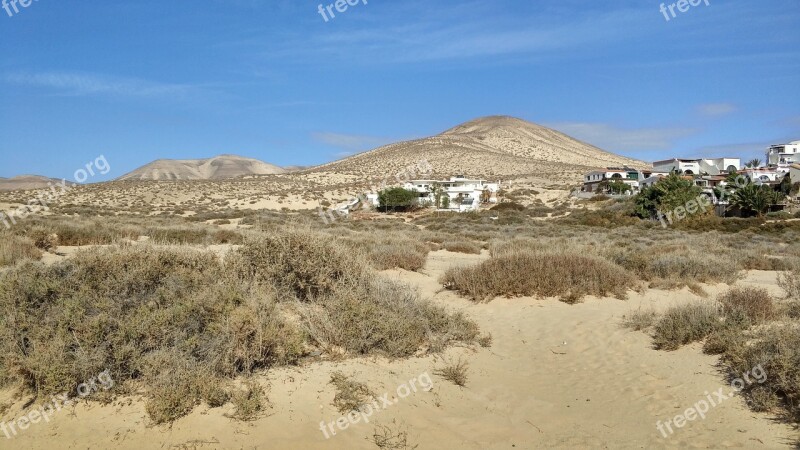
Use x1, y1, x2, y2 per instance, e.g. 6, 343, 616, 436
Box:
545, 122, 699, 152
4, 72, 196, 98
312, 132, 392, 151
696, 103, 738, 117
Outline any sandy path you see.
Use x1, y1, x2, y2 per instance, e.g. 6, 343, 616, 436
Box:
2, 254, 796, 449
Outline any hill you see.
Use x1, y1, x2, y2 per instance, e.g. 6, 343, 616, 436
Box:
302, 116, 647, 187
118, 154, 286, 181
0, 175, 67, 192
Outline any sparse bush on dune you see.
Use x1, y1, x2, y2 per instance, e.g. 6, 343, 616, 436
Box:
718, 286, 776, 324
778, 266, 800, 300
441, 249, 637, 303
0, 228, 478, 423
0, 232, 42, 266
441, 239, 482, 254
652, 302, 721, 351
720, 326, 800, 421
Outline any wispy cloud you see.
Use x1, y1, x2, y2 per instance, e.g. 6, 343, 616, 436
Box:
545, 122, 699, 152
312, 132, 392, 152
238, 2, 652, 65
4, 72, 197, 98
696, 103, 738, 117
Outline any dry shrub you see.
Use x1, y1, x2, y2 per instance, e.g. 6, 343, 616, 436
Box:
441, 250, 636, 303
300, 279, 479, 357
622, 308, 658, 331
652, 302, 721, 350
232, 229, 369, 300
720, 326, 800, 420
329, 372, 374, 414
26, 226, 59, 251
718, 286, 776, 324
0, 245, 303, 423
609, 247, 740, 287
442, 240, 481, 255
434, 358, 469, 387
0, 233, 41, 266
778, 267, 800, 300
372, 420, 418, 450
229, 379, 266, 421
368, 244, 428, 271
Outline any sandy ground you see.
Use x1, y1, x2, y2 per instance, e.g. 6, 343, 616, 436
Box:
1, 252, 797, 449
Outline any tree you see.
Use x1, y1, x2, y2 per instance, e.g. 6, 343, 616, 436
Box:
779, 173, 792, 196
480, 187, 491, 203
441, 195, 450, 209
430, 182, 445, 209
729, 183, 783, 217
378, 187, 418, 212
608, 181, 632, 195
634, 173, 704, 219
745, 159, 762, 168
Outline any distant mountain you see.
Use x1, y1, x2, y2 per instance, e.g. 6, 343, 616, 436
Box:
0, 175, 67, 192
118, 154, 286, 181
303, 116, 647, 184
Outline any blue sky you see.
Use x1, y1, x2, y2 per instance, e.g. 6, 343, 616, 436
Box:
1, 0, 798, 181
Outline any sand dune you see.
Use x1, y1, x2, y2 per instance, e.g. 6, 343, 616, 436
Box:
5, 252, 794, 449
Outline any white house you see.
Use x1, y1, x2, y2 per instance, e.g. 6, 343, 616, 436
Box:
652, 158, 740, 176
582, 167, 650, 193
402, 176, 500, 212
743, 168, 782, 184
363, 176, 500, 212
767, 141, 800, 166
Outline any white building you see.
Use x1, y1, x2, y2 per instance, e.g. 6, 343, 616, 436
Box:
582, 167, 651, 193
767, 141, 800, 166
652, 158, 740, 176
403, 176, 500, 212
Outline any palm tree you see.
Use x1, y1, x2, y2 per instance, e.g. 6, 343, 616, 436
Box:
745, 159, 762, 168
730, 183, 782, 217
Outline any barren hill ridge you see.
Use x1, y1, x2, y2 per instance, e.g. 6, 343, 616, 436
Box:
303, 116, 646, 184
118, 154, 286, 181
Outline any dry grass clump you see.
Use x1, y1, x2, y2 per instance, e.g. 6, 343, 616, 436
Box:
652, 302, 721, 350
340, 234, 431, 271
609, 246, 740, 289
232, 229, 479, 357
718, 286, 776, 324
621, 308, 658, 331
372, 420, 418, 449
778, 267, 800, 300
720, 326, 800, 421
0, 228, 479, 423
0, 244, 303, 423
434, 358, 469, 387
441, 249, 636, 303
229, 380, 266, 421
441, 240, 482, 254
329, 372, 375, 414
0, 232, 42, 266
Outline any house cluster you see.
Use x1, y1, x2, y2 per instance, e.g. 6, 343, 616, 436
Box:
365, 176, 501, 212
581, 140, 800, 202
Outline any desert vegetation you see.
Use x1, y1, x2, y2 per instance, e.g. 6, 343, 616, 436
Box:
0, 226, 478, 424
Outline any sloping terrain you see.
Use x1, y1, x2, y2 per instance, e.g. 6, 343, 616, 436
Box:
301, 116, 647, 187
118, 154, 286, 181
0, 175, 66, 192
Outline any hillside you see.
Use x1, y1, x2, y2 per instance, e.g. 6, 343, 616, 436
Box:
0, 175, 66, 192
302, 116, 647, 186
118, 154, 286, 181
